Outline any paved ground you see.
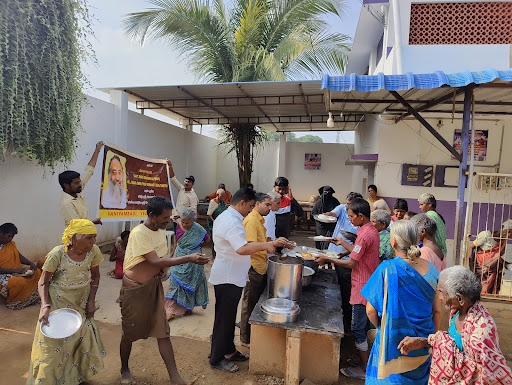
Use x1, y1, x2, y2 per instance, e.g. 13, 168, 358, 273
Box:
0, 231, 363, 385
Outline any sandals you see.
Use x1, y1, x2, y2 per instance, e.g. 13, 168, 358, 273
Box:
228, 350, 249, 361
340, 367, 366, 380
210, 358, 239, 373
346, 357, 360, 367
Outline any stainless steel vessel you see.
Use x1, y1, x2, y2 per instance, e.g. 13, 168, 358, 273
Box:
302, 266, 315, 287
260, 298, 300, 323
267, 255, 303, 304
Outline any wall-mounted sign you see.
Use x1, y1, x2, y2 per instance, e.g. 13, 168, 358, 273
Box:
401, 164, 433, 186
452, 129, 488, 161
305, 153, 321, 170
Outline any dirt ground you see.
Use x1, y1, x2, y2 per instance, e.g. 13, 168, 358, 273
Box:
1, 232, 360, 385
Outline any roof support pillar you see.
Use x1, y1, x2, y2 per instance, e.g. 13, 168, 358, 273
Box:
278, 133, 287, 176
454, 85, 475, 264
389, 91, 462, 162
109, 90, 128, 149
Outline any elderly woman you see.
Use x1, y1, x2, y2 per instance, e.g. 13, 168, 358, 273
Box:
164, 208, 210, 320
367, 185, 390, 213
207, 188, 227, 229
27, 219, 105, 384
0, 223, 41, 309
399, 266, 512, 384
360, 220, 440, 383
418, 193, 447, 255
468, 229, 511, 295
411, 214, 445, 272
370, 209, 393, 261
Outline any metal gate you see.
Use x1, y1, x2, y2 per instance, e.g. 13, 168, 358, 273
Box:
463, 173, 512, 301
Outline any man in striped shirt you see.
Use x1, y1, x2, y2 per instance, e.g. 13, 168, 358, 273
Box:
315, 198, 380, 380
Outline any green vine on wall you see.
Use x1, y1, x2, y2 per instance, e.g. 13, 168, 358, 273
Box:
0, 0, 94, 168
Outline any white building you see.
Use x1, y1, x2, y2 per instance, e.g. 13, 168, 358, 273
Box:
327, 0, 512, 267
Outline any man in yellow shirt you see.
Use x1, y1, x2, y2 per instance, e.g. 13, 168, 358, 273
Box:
59, 141, 104, 226
118, 196, 209, 385
239, 193, 290, 347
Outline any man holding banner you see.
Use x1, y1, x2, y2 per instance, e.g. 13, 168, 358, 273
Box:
167, 159, 199, 220
59, 141, 104, 226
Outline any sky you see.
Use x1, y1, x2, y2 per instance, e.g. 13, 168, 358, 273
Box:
83, 0, 363, 143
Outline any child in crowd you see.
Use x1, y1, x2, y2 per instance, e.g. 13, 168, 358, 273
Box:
404, 211, 417, 220
391, 198, 409, 222
109, 230, 130, 279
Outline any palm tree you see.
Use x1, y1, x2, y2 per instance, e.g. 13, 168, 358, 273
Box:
123, 0, 350, 186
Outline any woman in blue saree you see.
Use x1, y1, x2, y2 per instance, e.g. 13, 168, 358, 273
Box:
361, 220, 441, 384
165, 208, 210, 320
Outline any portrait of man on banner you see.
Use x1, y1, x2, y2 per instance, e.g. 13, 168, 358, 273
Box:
102, 150, 128, 209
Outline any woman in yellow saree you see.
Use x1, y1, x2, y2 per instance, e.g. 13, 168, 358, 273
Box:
27, 219, 106, 384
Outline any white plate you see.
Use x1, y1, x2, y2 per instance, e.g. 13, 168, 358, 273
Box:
309, 236, 334, 241
40, 308, 82, 339
322, 250, 341, 259
313, 214, 337, 223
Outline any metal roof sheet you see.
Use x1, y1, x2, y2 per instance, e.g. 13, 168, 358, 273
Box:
101, 69, 512, 133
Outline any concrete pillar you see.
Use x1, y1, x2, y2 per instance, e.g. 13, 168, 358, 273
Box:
278, 133, 287, 176
109, 90, 128, 148
184, 130, 192, 176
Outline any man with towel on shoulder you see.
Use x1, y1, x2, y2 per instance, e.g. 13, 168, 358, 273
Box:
118, 196, 209, 385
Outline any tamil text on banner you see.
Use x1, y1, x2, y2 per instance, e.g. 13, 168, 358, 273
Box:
98, 144, 172, 221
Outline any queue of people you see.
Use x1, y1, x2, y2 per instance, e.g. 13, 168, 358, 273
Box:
3, 141, 512, 385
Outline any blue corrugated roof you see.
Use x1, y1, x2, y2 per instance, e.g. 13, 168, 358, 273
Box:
322, 68, 512, 92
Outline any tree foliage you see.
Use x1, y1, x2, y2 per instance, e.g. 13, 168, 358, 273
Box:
266, 132, 323, 143
123, 0, 349, 185
0, 0, 93, 167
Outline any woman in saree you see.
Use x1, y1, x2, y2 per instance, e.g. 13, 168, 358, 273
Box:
367, 185, 391, 213
0, 223, 41, 309
164, 208, 210, 320
27, 219, 105, 384
418, 193, 447, 255
207, 188, 227, 258
361, 220, 441, 384
399, 265, 512, 385
468, 229, 511, 295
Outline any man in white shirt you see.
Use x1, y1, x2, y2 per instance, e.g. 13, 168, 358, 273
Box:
167, 159, 199, 221
208, 188, 284, 373
264, 190, 281, 242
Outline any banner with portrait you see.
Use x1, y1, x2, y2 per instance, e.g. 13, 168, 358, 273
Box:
452, 129, 488, 161
98, 144, 173, 221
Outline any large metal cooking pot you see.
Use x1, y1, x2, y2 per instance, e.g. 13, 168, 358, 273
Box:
267, 255, 303, 304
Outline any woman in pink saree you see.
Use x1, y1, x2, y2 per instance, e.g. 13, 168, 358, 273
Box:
398, 265, 512, 385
